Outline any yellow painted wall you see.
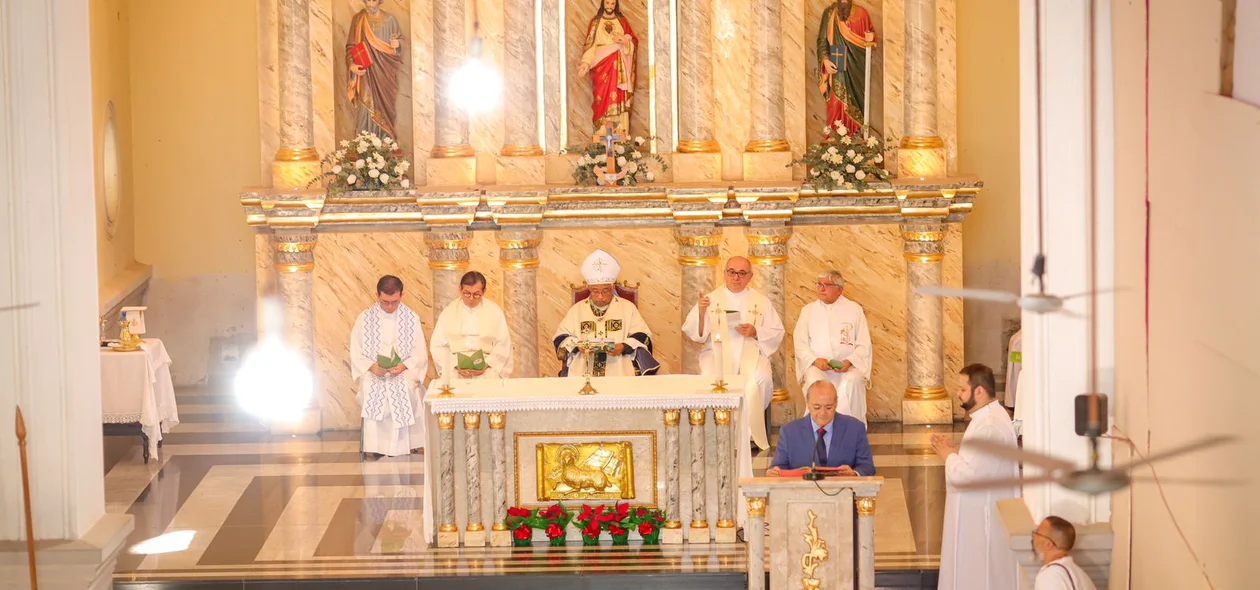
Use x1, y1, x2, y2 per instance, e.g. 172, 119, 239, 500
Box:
1110, 2, 1259, 588
956, 0, 1022, 381
91, 0, 137, 297
129, 0, 263, 383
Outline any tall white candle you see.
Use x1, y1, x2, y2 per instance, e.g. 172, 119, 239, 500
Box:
441, 340, 453, 388
712, 324, 724, 383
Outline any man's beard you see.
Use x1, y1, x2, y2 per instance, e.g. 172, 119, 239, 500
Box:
960, 389, 977, 411
837, 1, 853, 20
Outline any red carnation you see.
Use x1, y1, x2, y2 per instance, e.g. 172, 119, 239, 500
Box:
513, 525, 531, 540
635, 507, 648, 518
579, 504, 594, 521
582, 520, 601, 537
543, 505, 562, 519
609, 524, 627, 536
638, 520, 655, 536
507, 507, 531, 518
597, 510, 618, 523
615, 503, 630, 518
545, 523, 564, 539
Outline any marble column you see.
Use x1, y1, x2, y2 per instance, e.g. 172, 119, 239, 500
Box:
487, 412, 509, 546
429, 0, 476, 185
498, 0, 545, 184
662, 409, 683, 544
463, 413, 485, 546
901, 223, 951, 424
745, 496, 768, 590
674, 0, 722, 181
688, 409, 709, 543
436, 413, 459, 547
898, 0, 947, 178
745, 227, 793, 421
271, 230, 321, 435
856, 496, 877, 590
497, 229, 542, 377
273, 0, 320, 189
743, 0, 792, 181
426, 231, 471, 316
674, 227, 720, 374
713, 409, 736, 543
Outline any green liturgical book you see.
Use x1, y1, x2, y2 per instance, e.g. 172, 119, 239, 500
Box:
457, 349, 488, 371
377, 348, 402, 370
828, 359, 846, 370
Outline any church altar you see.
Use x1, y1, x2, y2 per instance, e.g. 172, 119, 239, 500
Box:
420, 374, 745, 547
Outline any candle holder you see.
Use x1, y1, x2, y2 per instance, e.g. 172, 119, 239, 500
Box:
710, 379, 728, 393
577, 341, 600, 395
436, 383, 456, 398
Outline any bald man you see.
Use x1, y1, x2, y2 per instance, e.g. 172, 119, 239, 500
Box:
768, 380, 874, 476
1033, 516, 1096, 590
682, 256, 785, 451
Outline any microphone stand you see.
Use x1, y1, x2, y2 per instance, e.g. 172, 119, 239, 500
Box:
802, 460, 825, 481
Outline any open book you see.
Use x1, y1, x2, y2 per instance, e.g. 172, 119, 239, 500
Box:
773, 466, 851, 478
377, 348, 402, 370
457, 349, 488, 371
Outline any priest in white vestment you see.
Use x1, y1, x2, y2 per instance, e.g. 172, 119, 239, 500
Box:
430, 271, 514, 380
793, 269, 873, 425
931, 363, 1020, 590
553, 249, 661, 377
350, 275, 428, 457
682, 256, 785, 451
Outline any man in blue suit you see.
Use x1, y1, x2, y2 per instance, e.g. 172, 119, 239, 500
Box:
768, 380, 875, 476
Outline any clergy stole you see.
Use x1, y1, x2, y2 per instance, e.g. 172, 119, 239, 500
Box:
360, 303, 418, 426
707, 288, 771, 449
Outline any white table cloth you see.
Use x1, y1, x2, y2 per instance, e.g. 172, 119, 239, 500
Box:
100, 338, 179, 459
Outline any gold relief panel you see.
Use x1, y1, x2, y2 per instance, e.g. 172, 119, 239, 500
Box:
537, 441, 635, 502
801, 510, 829, 588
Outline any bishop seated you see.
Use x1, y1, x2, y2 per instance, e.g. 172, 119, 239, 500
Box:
768, 380, 875, 477
553, 249, 660, 377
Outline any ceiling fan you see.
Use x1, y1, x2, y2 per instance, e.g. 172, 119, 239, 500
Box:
0, 302, 37, 313
949, 0, 1234, 494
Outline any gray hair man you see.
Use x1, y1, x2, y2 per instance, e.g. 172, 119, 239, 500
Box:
1032, 516, 1096, 590
792, 269, 872, 425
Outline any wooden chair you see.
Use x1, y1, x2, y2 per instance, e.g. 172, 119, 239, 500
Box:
569, 280, 641, 307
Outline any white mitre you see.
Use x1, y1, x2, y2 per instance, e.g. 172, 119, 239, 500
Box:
581, 249, 620, 285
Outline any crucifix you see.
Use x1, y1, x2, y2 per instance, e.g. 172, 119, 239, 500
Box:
593, 119, 627, 186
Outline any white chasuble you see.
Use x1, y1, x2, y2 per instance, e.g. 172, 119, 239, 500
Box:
938, 402, 1020, 590
350, 303, 428, 456
792, 295, 873, 424
682, 286, 785, 451
553, 296, 659, 377
430, 298, 514, 379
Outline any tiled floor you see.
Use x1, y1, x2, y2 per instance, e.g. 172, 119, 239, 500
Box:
106, 387, 961, 585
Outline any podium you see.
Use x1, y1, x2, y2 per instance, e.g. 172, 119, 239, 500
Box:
741, 476, 883, 590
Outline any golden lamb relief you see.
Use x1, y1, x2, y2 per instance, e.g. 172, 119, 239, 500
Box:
537, 442, 635, 501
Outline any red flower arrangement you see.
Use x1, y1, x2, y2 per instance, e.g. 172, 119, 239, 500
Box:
572, 503, 667, 546
503, 503, 574, 547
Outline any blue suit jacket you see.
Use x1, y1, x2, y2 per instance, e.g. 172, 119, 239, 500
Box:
770, 414, 875, 476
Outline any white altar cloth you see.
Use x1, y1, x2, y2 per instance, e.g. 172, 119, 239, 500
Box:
100, 338, 179, 458
422, 375, 748, 544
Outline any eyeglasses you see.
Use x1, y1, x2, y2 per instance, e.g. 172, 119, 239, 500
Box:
725, 269, 751, 278
1030, 529, 1059, 548
461, 291, 484, 299
816, 282, 840, 289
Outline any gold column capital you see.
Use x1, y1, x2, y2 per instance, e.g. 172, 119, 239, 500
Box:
713, 409, 731, 426
437, 414, 456, 430
687, 409, 707, 426
464, 413, 482, 429
663, 409, 681, 426
488, 412, 506, 429
856, 496, 876, 516
746, 496, 767, 518
673, 232, 722, 248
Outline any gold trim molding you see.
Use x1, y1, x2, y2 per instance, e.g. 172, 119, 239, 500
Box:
274, 241, 316, 253
905, 385, 948, 400
902, 231, 947, 242
716, 519, 735, 528
275, 262, 314, 273
690, 520, 709, 529
745, 232, 793, 246
664, 520, 683, 529
492, 522, 508, 531
856, 496, 876, 516
663, 409, 681, 426
500, 258, 540, 269
676, 139, 721, 153
750, 254, 788, 265
437, 414, 456, 430
488, 413, 506, 429
771, 389, 790, 403
899, 135, 945, 150
674, 233, 722, 247
496, 238, 543, 250
425, 238, 472, 250
439, 523, 458, 533
500, 145, 544, 157
429, 259, 471, 271
746, 497, 767, 518
431, 144, 476, 159
467, 522, 485, 532
744, 139, 791, 153
274, 147, 319, 162
678, 255, 719, 267
687, 409, 706, 426
904, 253, 944, 263
464, 413, 481, 429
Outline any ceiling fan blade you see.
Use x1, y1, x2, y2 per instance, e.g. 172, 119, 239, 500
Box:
965, 439, 1078, 471
1129, 475, 1246, 487
0, 302, 38, 313
1059, 288, 1122, 300
1113, 435, 1237, 473
954, 475, 1059, 491
914, 286, 1020, 304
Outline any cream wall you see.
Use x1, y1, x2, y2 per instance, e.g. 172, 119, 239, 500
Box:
1110, 1, 1259, 588
130, 0, 262, 385
956, 0, 1021, 382
91, 0, 138, 301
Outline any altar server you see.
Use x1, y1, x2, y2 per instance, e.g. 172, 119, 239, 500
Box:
350, 275, 428, 457
430, 271, 514, 380
932, 363, 1020, 590
793, 269, 873, 425
682, 256, 785, 451
553, 249, 660, 377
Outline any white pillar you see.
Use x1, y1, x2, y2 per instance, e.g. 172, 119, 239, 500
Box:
1018, 0, 1115, 525
0, 0, 133, 586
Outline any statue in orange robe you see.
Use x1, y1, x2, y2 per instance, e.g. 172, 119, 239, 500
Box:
346, 0, 404, 141
817, 0, 877, 134
578, 0, 638, 140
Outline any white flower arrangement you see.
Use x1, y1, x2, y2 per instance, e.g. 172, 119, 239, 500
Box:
314, 131, 412, 193
790, 122, 890, 191
570, 135, 668, 187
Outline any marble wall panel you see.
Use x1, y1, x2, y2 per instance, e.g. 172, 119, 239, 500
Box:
936, 0, 957, 175
712, 0, 752, 180
782, 0, 808, 179
882, 0, 904, 173
312, 0, 336, 156
259, 0, 281, 184
411, 0, 436, 182
803, 0, 885, 148
333, 0, 415, 153
564, 0, 652, 147
307, 224, 961, 428
542, 0, 564, 152
468, 0, 506, 158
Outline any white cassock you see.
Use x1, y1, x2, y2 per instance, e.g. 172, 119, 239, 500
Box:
553, 296, 659, 377
1034, 556, 1097, 590
682, 285, 784, 451
793, 295, 873, 425
350, 302, 428, 456
430, 298, 514, 379
1005, 329, 1022, 410
938, 402, 1020, 590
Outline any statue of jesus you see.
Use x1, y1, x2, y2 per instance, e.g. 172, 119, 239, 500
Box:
577, 0, 638, 140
